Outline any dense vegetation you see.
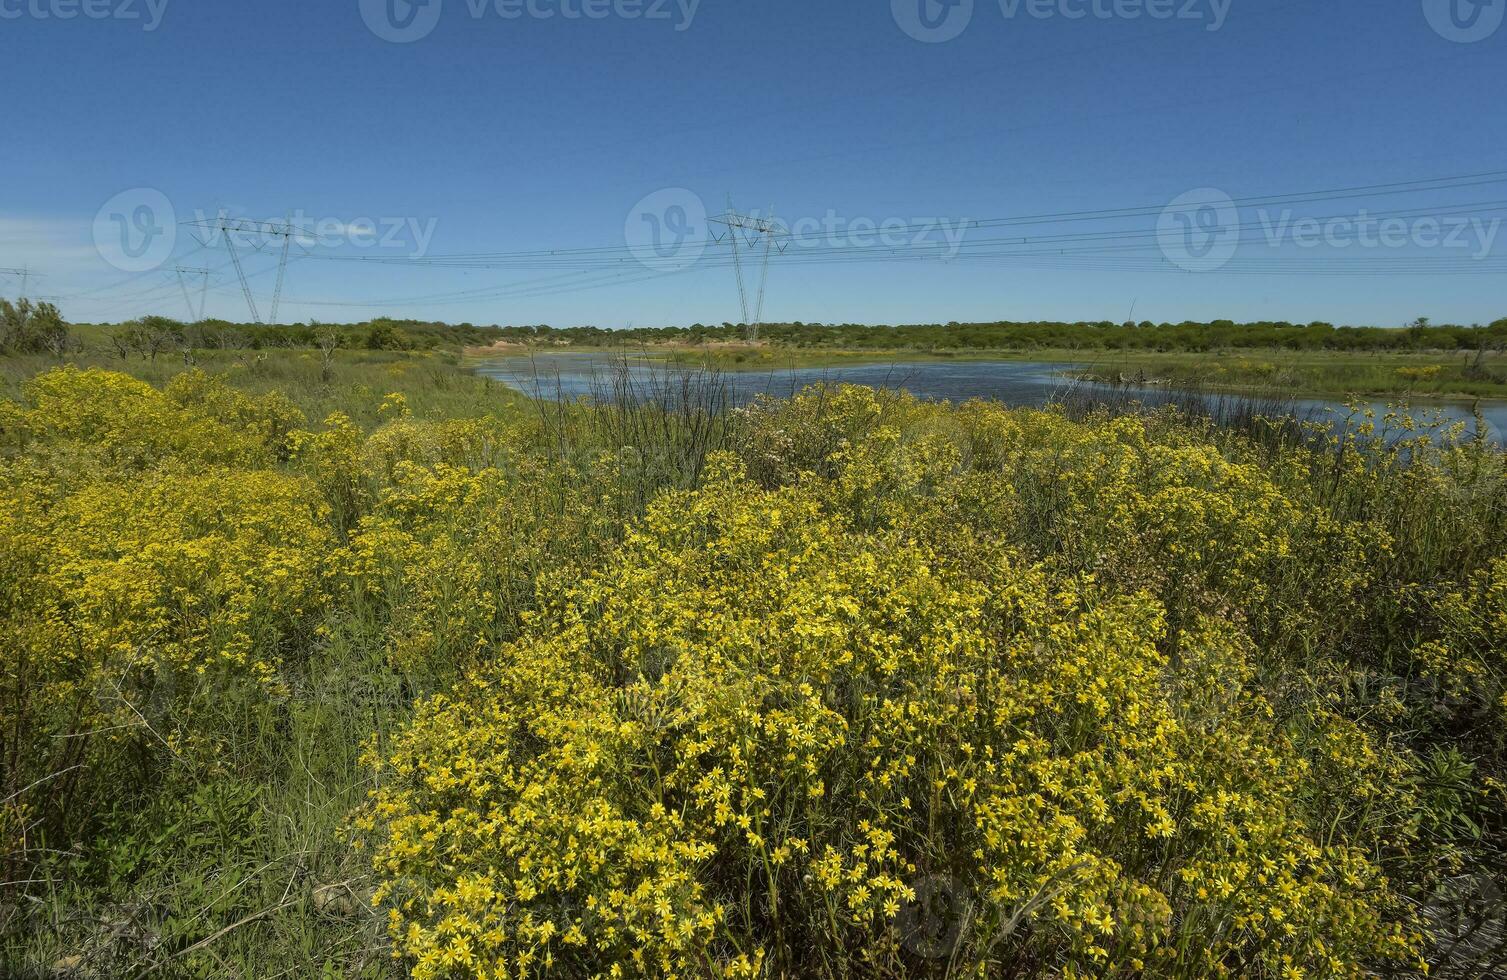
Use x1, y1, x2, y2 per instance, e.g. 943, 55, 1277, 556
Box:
1, 345, 1505, 978
515, 317, 1507, 356
1, 299, 72, 358
59, 316, 505, 357
33, 305, 1507, 360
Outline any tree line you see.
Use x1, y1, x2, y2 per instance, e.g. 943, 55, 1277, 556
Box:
6, 305, 1507, 359
531, 317, 1507, 353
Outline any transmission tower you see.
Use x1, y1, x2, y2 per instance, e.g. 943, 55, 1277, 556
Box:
186, 217, 305, 324
753, 203, 776, 330
710, 204, 786, 342
271, 219, 293, 324
174, 266, 212, 322
223, 228, 261, 323
0, 267, 39, 300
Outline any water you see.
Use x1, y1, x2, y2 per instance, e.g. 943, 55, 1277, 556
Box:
473, 352, 1507, 442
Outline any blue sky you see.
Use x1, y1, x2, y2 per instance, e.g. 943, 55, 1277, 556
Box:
2, 0, 1504, 327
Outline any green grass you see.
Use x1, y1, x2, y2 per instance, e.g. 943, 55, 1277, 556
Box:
1, 348, 531, 430
1061, 348, 1507, 401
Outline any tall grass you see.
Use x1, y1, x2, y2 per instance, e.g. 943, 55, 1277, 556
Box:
1052, 376, 1318, 449
520, 353, 737, 514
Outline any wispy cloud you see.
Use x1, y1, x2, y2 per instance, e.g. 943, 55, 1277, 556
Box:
0, 216, 102, 269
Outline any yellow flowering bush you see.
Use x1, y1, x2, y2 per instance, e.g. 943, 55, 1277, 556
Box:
361, 454, 1418, 977
742, 390, 1387, 660
2, 364, 1501, 977
1007, 411, 1383, 657
163, 368, 307, 458
1412, 556, 1507, 734
338, 423, 663, 682
14, 367, 280, 468
341, 462, 516, 679
0, 368, 333, 874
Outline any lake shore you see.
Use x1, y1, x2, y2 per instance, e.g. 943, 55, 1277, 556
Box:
467, 343, 1507, 402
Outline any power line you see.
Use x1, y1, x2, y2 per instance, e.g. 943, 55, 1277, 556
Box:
60, 168, 1507, 320
290, 170, 1507, 273
0, 267, 43, 301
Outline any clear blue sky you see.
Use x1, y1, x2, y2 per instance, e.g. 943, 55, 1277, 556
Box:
3, 0, 1505, 327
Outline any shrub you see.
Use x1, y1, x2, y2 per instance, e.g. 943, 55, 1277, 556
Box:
0, 369, 334, 897
359, 455, 1419, 977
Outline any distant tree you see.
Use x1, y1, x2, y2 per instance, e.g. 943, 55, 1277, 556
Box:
0, 297, 34, 351
215, 327, 248, 351
176, 322, 205, 366
315, 326, 340, 383
106, 331, 133, 360
1476, 319, 1506, 352
32, 303, 71, 359
1, 298, 71, 356
123, 316, 181, 361
365, 320, 410, 350
0, 298, 27, 350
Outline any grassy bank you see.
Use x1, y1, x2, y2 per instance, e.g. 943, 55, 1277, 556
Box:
3, 350, 1505, 977
1065, 348, 1507, 401
0, 348, 530, 428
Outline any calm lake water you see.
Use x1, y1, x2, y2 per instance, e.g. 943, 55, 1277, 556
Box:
473, 353, 1507, 442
